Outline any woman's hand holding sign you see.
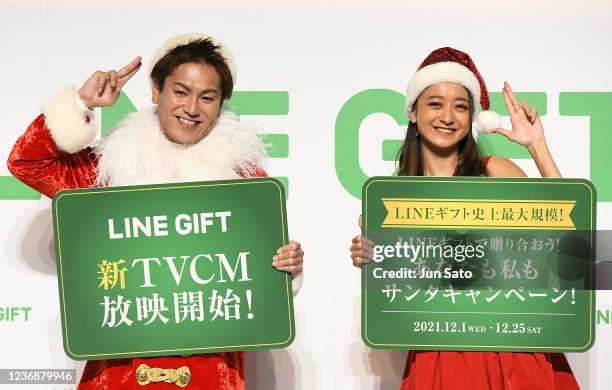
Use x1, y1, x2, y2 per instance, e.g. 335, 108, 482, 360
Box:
350, 216, 374, 268
350, 235, 374, 268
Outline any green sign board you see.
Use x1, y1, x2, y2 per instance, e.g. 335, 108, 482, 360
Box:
52, 178, 294, 360
362, 177, 595, 352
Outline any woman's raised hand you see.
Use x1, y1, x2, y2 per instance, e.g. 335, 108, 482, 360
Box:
492, 82, 546, 147
77, 56, 142, 110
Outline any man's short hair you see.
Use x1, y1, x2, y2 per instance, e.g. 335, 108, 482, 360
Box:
150, 38, 234, 101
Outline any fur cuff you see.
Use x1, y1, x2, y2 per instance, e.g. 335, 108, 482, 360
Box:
41, 86, 97, 153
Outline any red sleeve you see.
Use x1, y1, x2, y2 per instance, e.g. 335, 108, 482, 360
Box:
237, 165, 268, 178
249, 166, 268, 178
7, 114, 98, 198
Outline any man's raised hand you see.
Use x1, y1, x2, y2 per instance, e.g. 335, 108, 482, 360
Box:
77, 56, 142, 110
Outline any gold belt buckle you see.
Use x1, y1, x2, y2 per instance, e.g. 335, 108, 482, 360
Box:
136, 364, 191, 387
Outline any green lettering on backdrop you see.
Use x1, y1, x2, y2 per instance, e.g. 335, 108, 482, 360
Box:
0, 177, 40, 200
336, 90, 549, 200
3, 90, 611, 201
102, 92, 290, 194
101, 92, 138, 135
2, 91, 290, 199
597, 309, 610, 325
335, 89, 407, 199
560, 92, 612, 202
226, 91, 291, 159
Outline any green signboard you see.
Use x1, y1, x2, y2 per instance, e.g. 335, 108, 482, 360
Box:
52, 178, 294, 360
362, 177, 595, 352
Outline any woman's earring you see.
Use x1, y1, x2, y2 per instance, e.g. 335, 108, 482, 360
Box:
415, 128, 420, 137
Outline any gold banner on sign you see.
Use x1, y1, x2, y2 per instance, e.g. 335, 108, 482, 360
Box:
381, 198, 576, 229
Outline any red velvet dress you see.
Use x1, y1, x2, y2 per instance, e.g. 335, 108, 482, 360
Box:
400, 156, 580, 390
8, 114, 267, 389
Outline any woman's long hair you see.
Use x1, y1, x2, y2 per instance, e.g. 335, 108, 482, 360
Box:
396, 89, 486, 177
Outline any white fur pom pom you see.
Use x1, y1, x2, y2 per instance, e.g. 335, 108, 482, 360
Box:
474, 110, 501, 134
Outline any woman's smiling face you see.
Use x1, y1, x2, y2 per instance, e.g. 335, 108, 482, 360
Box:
409, 82, 472, 152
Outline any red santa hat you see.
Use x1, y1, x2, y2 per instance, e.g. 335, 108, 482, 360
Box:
149, 33, 237, 83
405, 47, 500, 134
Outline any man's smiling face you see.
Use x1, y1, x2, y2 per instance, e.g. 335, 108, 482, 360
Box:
152, 62, 222, 145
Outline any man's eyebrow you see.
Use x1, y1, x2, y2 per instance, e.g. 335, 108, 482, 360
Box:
172, 81, 191, 90
172, 82, 219, 94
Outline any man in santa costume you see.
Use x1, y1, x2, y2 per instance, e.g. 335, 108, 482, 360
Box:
8, 33, 304, 389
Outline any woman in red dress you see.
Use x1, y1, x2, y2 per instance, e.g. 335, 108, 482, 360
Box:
350, 47, 580, 389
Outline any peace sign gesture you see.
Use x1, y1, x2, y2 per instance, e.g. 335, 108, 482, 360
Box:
77, 56, 142, 110
491, 82, 546, 147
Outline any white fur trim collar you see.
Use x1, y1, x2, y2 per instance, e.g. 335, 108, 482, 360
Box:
94, 108, 266, 187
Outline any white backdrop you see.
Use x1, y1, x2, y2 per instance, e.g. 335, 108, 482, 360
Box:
1, 0, 612, 388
